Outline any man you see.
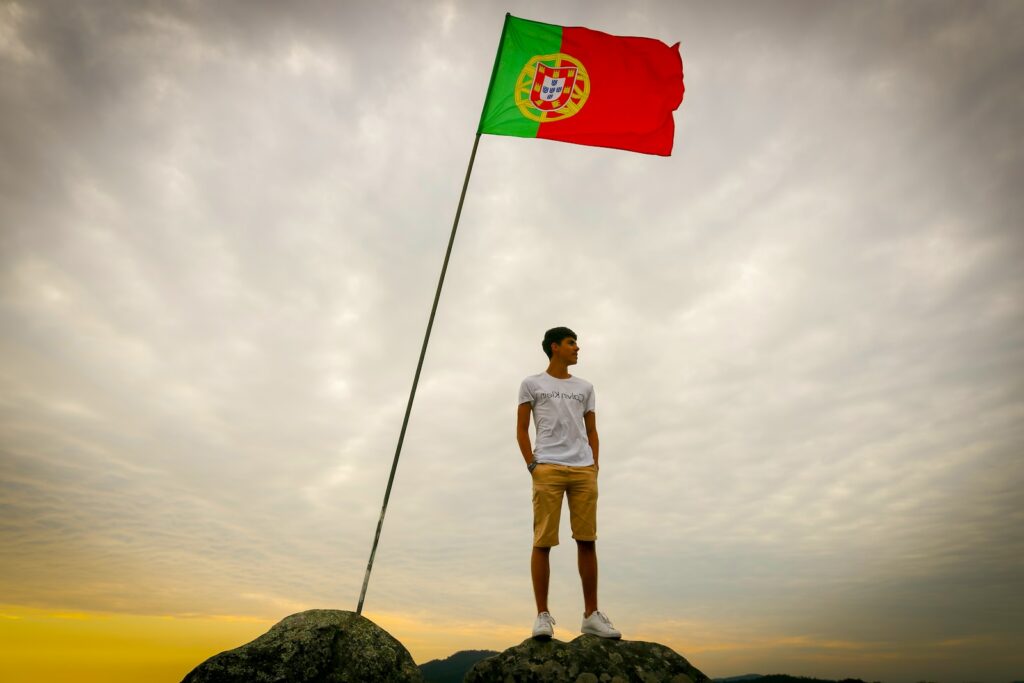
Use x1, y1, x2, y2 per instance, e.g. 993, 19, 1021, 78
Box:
517, 326, 621, 640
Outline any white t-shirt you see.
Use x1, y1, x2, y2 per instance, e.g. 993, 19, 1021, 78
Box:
518, 372, 596, 467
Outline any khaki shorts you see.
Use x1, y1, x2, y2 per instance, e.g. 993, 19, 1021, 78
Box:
531, 463, 598, 547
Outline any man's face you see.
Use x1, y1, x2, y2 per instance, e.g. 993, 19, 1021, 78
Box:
552, 337, 579, 365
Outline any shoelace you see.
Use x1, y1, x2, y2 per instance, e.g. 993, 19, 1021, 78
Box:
539, 612, 555, 625
592, 611, 612, 625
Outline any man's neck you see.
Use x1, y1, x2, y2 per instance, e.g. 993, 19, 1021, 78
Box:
545, 361, 572, 379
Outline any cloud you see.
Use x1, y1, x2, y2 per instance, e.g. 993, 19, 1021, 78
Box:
1, 1, 1021, 680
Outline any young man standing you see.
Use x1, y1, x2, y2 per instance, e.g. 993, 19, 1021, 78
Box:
517, 326, 621, 640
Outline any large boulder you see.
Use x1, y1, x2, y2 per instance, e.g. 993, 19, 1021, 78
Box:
181, 608, 422, 682
465, 635, 710, 683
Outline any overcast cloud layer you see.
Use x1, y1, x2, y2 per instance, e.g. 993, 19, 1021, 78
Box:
1, 1, 1022, 681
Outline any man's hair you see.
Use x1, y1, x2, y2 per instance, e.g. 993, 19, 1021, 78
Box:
542, 326, 577, 359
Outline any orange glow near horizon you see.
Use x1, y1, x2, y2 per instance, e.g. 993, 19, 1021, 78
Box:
0, 605, 273, 683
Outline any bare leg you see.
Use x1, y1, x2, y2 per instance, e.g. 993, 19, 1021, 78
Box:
577, 540, 597, 616
532, 546, 552, 614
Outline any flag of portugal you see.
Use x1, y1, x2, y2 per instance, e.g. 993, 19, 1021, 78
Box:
478, 14, 685, 156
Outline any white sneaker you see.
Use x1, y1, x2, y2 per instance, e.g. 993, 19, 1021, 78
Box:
581, 610, 621, 638
532, 611, 555, 638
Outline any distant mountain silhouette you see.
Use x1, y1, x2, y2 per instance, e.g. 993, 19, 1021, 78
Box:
419, 649, 499, 683
714, 675, 879, 683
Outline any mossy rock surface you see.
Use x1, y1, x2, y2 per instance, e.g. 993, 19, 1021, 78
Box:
181, 608, 422, 683
465, 634, 710, 683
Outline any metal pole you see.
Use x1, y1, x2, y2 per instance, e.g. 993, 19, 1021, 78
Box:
357, 133, 483, 615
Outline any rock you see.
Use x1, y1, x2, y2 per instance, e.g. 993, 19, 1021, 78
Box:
181, 608, 422, 682
464, 634, 710, 683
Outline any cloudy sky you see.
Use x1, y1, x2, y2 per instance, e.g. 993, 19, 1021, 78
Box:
1, 1, 1022, 682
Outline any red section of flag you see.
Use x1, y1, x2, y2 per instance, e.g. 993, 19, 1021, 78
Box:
537, 26, 684, 156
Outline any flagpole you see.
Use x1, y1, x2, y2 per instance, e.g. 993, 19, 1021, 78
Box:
356, 132, 482, 615
356, 12, 510, 616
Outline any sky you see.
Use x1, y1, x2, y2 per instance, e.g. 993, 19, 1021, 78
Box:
0, 1, 1022, 682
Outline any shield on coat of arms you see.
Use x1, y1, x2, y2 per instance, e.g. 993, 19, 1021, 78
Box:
529, 62, 578, 111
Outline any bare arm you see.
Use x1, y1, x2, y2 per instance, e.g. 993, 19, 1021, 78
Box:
517, 402, 534, 466
584, 410, 599, 469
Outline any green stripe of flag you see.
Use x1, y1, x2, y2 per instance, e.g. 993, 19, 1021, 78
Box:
478, 15, 562, 137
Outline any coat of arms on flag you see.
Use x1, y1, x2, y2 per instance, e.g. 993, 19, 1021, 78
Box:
515, 53, 590, 123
